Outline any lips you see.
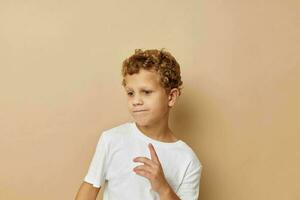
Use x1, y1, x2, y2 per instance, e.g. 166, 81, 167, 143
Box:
133, 110, 148, 112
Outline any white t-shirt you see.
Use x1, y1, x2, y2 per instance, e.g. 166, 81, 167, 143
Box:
84, 121, 203, 200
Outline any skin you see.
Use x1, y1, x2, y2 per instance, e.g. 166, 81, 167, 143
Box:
124, 68, 179, 142
124, 68, 181, 199
75, 68, 181, 200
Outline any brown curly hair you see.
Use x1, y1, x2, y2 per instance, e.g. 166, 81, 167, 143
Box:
121, 49, 183, 96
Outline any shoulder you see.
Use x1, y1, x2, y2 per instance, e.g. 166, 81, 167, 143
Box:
102, 122, 131, 136
99, 121, 132, 144
177, 142, 203, 170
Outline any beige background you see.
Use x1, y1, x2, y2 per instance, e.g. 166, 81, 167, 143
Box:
0, 0, 299, 199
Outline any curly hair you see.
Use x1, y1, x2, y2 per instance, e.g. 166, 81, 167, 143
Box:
121, 48, 183, 96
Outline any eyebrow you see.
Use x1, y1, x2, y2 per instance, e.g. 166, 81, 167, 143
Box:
125, 86, 153, 90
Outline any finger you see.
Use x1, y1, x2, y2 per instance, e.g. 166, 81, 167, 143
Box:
133, 157, 155, 167
134, 168, 152, 179
148, 143, 160, 163
133, 164, 153, 173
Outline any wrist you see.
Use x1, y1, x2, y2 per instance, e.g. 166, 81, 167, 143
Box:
158, 183, 181, 200
158, 184, 172, 197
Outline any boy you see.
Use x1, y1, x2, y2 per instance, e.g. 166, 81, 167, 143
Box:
75, 49, 203, 200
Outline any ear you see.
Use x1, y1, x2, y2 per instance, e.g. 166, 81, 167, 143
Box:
168, 88, 180, 107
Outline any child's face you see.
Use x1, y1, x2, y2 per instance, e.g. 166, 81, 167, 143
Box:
124, 69, 171, 126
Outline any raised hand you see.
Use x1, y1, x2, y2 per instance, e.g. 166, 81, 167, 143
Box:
132, 143, 171, 195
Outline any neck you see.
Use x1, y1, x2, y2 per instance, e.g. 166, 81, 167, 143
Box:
135, 116, 177, 142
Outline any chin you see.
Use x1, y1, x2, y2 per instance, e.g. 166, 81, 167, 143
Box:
133, 118, 152, 127
134, 120, 147, 127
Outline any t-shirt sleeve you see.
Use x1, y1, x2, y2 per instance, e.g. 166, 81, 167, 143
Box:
176, 156, 203, 200
84, 131, 108, 188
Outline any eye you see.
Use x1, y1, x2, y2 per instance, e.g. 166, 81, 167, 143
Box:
127, 92, 134, 96
143, 90, 152, 95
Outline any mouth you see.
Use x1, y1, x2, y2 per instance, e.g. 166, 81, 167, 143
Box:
133, 110, 148, 113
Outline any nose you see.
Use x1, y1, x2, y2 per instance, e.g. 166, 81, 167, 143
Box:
132, 95, 143, 106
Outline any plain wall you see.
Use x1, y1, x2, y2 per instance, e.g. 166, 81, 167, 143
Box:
0, 0, 299, 199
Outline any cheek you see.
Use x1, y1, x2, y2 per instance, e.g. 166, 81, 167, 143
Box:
150, 98, 168, 112
127, 101, 131, 108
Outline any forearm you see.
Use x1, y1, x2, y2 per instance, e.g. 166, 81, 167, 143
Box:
75, 191, 96, 200
75, 182, 100, 200
159, 185, 181, 200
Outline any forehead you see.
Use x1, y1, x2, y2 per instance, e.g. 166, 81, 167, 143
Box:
124, 69, 161, 89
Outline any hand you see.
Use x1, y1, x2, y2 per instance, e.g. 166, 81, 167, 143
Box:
132, 143, 171, 195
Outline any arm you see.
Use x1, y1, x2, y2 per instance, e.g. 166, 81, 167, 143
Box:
75, 181, 101, 200
77, 132, 108, 199
159, 184, 181, 200
176, 162, 202, 200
